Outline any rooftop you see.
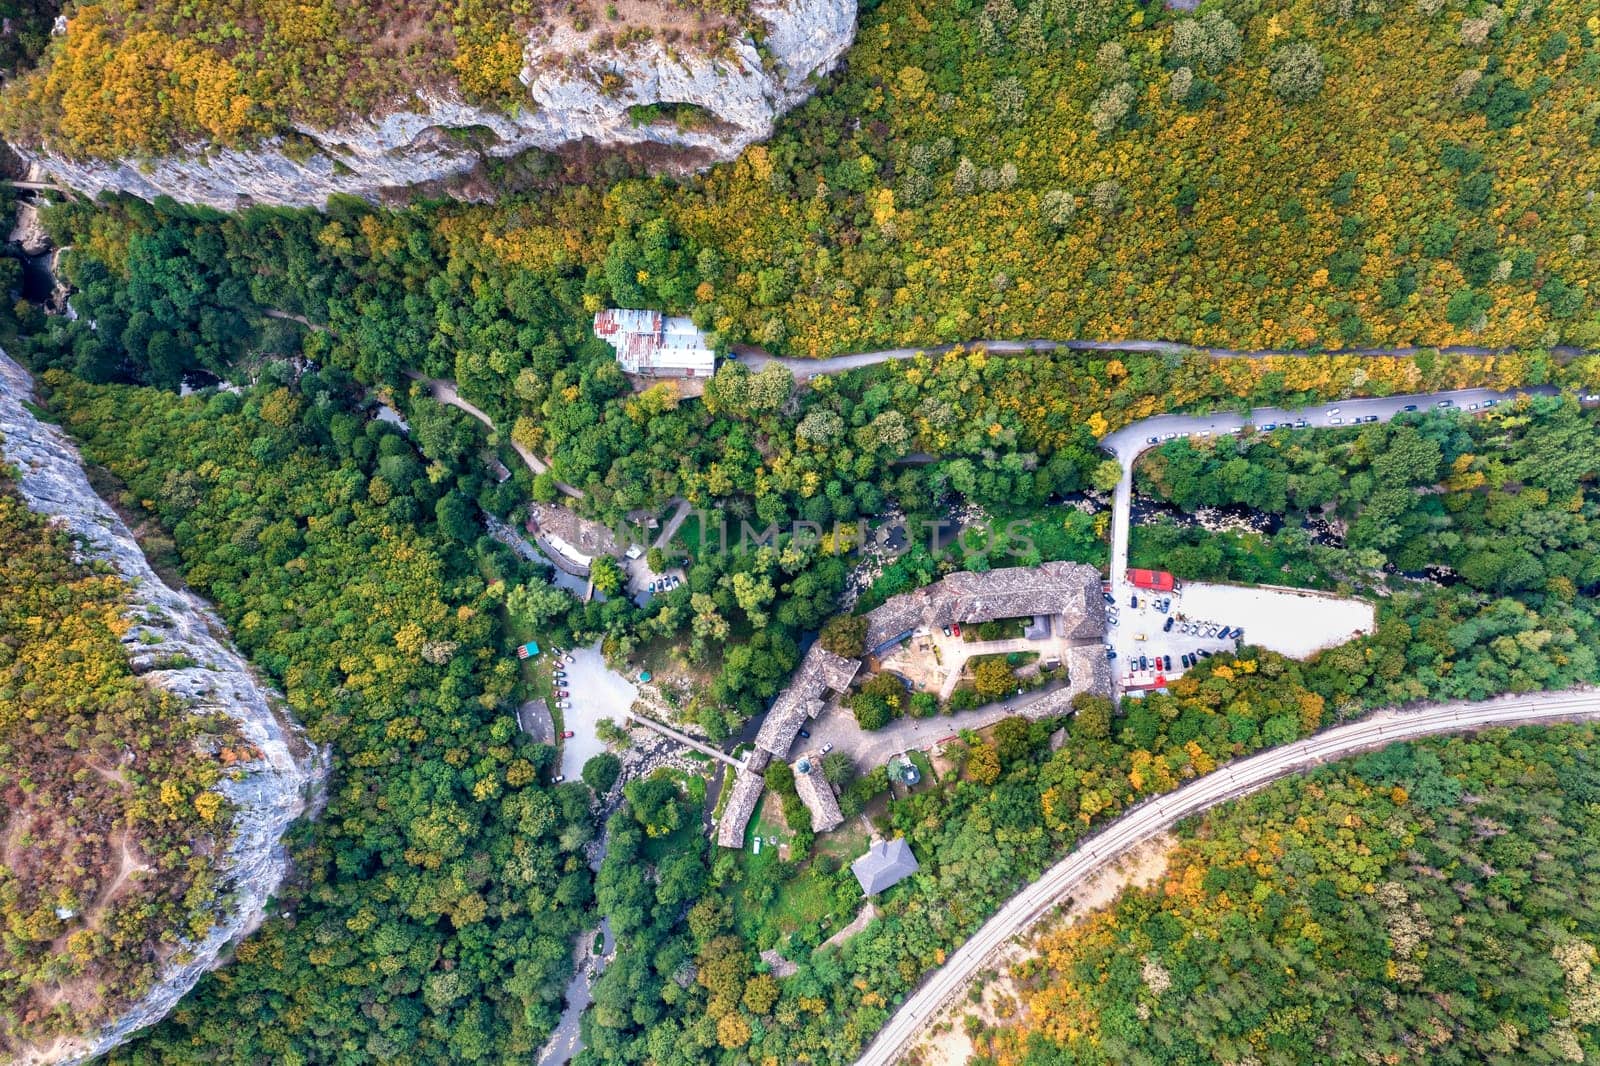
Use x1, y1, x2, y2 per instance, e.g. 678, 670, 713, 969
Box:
792, 756, 843, 833
852, 838, 920, 896
864, 561, 1105, 646
716, 767, 766, 848
753, 643, 861, 761
594, 308, 716, 377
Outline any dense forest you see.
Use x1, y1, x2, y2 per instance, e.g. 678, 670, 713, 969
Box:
980, 724, 1600, 1065
0, 464, 237, 1056
10, 0, 1600, 353
18, 190, 1566, 737
1134, 394, 1600, 703
3, 0, 1600, 1052
0, 0, 752, 154
36, 375, 601, 1063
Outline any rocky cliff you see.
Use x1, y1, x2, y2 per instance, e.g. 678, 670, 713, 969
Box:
20, 0, 855, 209
0, 351, 324, 1066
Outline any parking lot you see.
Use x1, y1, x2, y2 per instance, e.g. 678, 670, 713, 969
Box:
1107, 586, 1243, 689
1108, 579, 1376, 689
557, 642, 639, 781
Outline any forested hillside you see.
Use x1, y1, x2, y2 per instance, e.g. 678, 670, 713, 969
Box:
41, 374, 598, 1063
0, 464, 238, 1056
0, 0, 753, 155
14, 0, 1600, 349
978, 725, 1600, 1065
1135, 394, 1600, 703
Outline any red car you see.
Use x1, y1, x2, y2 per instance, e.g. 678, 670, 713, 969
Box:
952, 623, 962, 637
561, 730, 574, 739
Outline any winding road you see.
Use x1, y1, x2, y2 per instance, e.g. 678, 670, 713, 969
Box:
855, 688, 1600, 1066
1099, 386, 1556, 594
734, 338, 1592, 379
402, 372, 587, 499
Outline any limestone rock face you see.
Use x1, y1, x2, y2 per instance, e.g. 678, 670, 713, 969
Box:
22, 0, 856, 208
0, 351, 325, 1066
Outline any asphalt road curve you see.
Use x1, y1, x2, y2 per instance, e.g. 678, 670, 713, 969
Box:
854, 688, 1600, 1066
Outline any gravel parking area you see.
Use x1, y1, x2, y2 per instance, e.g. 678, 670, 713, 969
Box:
1179, 581, 1375, 659
559, 643, 639, 780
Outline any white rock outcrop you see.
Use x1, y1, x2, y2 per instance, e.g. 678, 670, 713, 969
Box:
0, 350, 325, 1066
21, 0, 856, 208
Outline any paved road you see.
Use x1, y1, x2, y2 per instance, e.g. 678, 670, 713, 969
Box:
855, 688, 1600, 1066
1100, 387, 1555, 596
735, 339, 1592, 379
806, 679, 1077, 768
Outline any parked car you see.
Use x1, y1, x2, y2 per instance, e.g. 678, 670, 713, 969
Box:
1163, 617, 1174, 632
553, 775, 565, 783
798, 728, 810, 739
1147, 436, 1160, 444
1483, 398, 1498, 407
1103, 592, 1116, 604
1197, 649, 1212, 658
1326, 407, 1341, 416
1106, 647, 1117, 660
1262, 422, 1277, 431
1181, 653, 1192, 668
556, 689, 569, 697
1134, 632, 1147, 641
1129, 595, 1138, 607
1295, 419, 1309, 428
952, 623, 962, 637
1364, 414, 1380, 423
1437, 399, 1453, 407
820, 743, 834, 754
1467, 402, 1479, 411
561, 730, 574, 739
1402, 404, 1418, 412
562, 654, 574, 664
942, 625, 952, 637
1163, 655, 1172, 671
1138, 656, 1148, 670
1330, 417, 1344, 425
1162, 432, 1178, 441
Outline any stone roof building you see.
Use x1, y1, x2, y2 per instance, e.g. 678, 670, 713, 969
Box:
928, 561, 1103, 638
791, 755, 843, 833
852, 838, 920, 896
864, 591, 929, 652
717, 767, 767, 848
753, 644, 861, 762
864, 561, 1105, 650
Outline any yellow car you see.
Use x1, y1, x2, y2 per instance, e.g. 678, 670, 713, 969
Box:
1134, 632, 1147, 641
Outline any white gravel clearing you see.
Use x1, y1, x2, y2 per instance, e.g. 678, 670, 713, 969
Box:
1180, 581, 1375, 659
559, 642, 638, 780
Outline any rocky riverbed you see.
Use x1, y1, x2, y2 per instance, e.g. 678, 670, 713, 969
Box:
0, 350, 324, 1065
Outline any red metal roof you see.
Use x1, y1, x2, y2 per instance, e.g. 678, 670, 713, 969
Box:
1128, 568, 1175, 592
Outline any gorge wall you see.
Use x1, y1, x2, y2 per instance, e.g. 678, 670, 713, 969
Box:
0, 350, 324, 1065
19, 0, 856, 209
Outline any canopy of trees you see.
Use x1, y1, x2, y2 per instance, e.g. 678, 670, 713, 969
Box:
44, 373, 598, 1063
0, 467, 238, 1056
985, 725, 1600, 1065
